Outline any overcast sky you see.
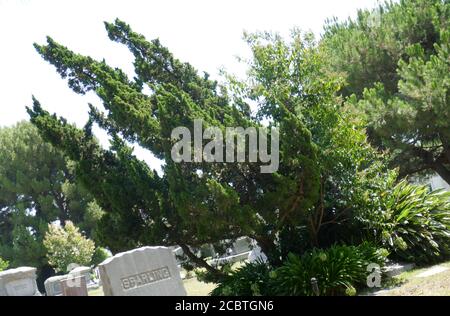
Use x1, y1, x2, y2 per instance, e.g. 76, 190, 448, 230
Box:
0, 0, 383, 172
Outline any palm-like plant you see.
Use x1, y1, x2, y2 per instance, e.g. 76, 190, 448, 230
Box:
377, 180, 450, 264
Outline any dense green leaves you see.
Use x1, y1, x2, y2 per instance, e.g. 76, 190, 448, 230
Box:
322, 0, 450, 183
43, 221, 96, 273
0, 122, 103, 285
29, 20, 352, 273
270, 243, 387, 296
27, 3, 449, 279
0, 257, 8, 271
211, 243, 388, 296
357, 179, 450, 264
210, 259, 273, 296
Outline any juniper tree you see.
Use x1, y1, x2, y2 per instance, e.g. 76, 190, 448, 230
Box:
28, 20, 380, 277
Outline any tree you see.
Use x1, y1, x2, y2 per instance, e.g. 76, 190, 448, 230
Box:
0, 122, 104, 284
28, 20, 383, 278
43, 221, 95, 273
321, 0, 450, 183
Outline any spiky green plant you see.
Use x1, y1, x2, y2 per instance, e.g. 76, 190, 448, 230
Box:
270, 243, 387, 296
360, 179, 450, 264
211, 243, 387, 296
381, 180, 450, 263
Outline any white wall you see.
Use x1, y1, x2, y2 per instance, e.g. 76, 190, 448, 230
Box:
428, 174, 450, 191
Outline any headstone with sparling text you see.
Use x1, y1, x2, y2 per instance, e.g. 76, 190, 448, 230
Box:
98, 246, 186, 296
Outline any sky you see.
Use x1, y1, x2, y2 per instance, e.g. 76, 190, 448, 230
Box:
0, 0, 383, 172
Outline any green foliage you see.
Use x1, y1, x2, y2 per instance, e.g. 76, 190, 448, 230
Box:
322, 0, 449, 98
357, 179, 450, 264
0, 122, 104, 285
212, 243, 388, 296
91, 247, 111, 266
27, 18, 384, 276
210, 260, 273, 296
43, 221, 96, 273
0, 257, 8, 271
322, 0, 450, 182
270, 243, 387, 296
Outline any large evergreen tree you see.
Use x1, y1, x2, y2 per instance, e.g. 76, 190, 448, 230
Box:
28, 20, 382, 277
321, 0, 450, 183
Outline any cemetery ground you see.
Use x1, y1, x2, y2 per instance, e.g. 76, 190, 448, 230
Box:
87, 276, 216, 296
87, 260, 450, 296
87, 261, 245, 296
367, 260, 450, 296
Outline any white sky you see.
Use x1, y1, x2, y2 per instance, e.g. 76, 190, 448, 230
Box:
0, 0, 383, 172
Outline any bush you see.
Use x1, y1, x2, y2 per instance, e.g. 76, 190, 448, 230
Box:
358, 180, 450, 264
211, 243, 387, 296
43, 221, 96, 273
210, 260, 273, 296
270, 243, 387, 296
0, 257, 8, 271
91, 247, 111, 266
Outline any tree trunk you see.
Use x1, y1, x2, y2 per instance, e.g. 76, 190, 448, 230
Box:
178, 243, 224, 281
253, 236, 281, 266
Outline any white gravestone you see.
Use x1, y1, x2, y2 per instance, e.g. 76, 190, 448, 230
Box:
98, 246, 187, 296
44, 267, 91, 296
0, 267, 41, 296
44, 275, 67, 296
69, 266, 91, 286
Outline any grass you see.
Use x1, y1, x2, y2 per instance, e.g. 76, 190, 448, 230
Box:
87, 277, 216, 296
375, 261, 450, 296
88, 286, 104, 296
183, 277, 216, 296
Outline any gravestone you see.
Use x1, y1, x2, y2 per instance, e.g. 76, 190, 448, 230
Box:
0, 267, 41, 296
44, 267, 90, 296
69, 266, 91, 286
98, 246, 186, 296
44, 275, 67, 296
61, 276, 88, 296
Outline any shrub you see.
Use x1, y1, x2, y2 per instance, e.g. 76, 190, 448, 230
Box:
210, 260, 273, 296
91, 247, 111, 266
270, 243, 387, 296
358, 180, 450, 264
43, 221, 96, 272
211, 243, 387, 296
0, 257, 8, 271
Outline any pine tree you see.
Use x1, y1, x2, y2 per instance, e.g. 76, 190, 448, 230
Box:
322, 0, 450, 183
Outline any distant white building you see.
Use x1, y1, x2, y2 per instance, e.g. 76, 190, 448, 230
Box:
424, 174, 450, 191
429, 175, 450, 191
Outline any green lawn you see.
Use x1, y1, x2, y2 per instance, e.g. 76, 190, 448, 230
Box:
88, 286, 104, 296
182, 277, 216, 296
375, 261, 450, 296
88, 277, 216, 296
